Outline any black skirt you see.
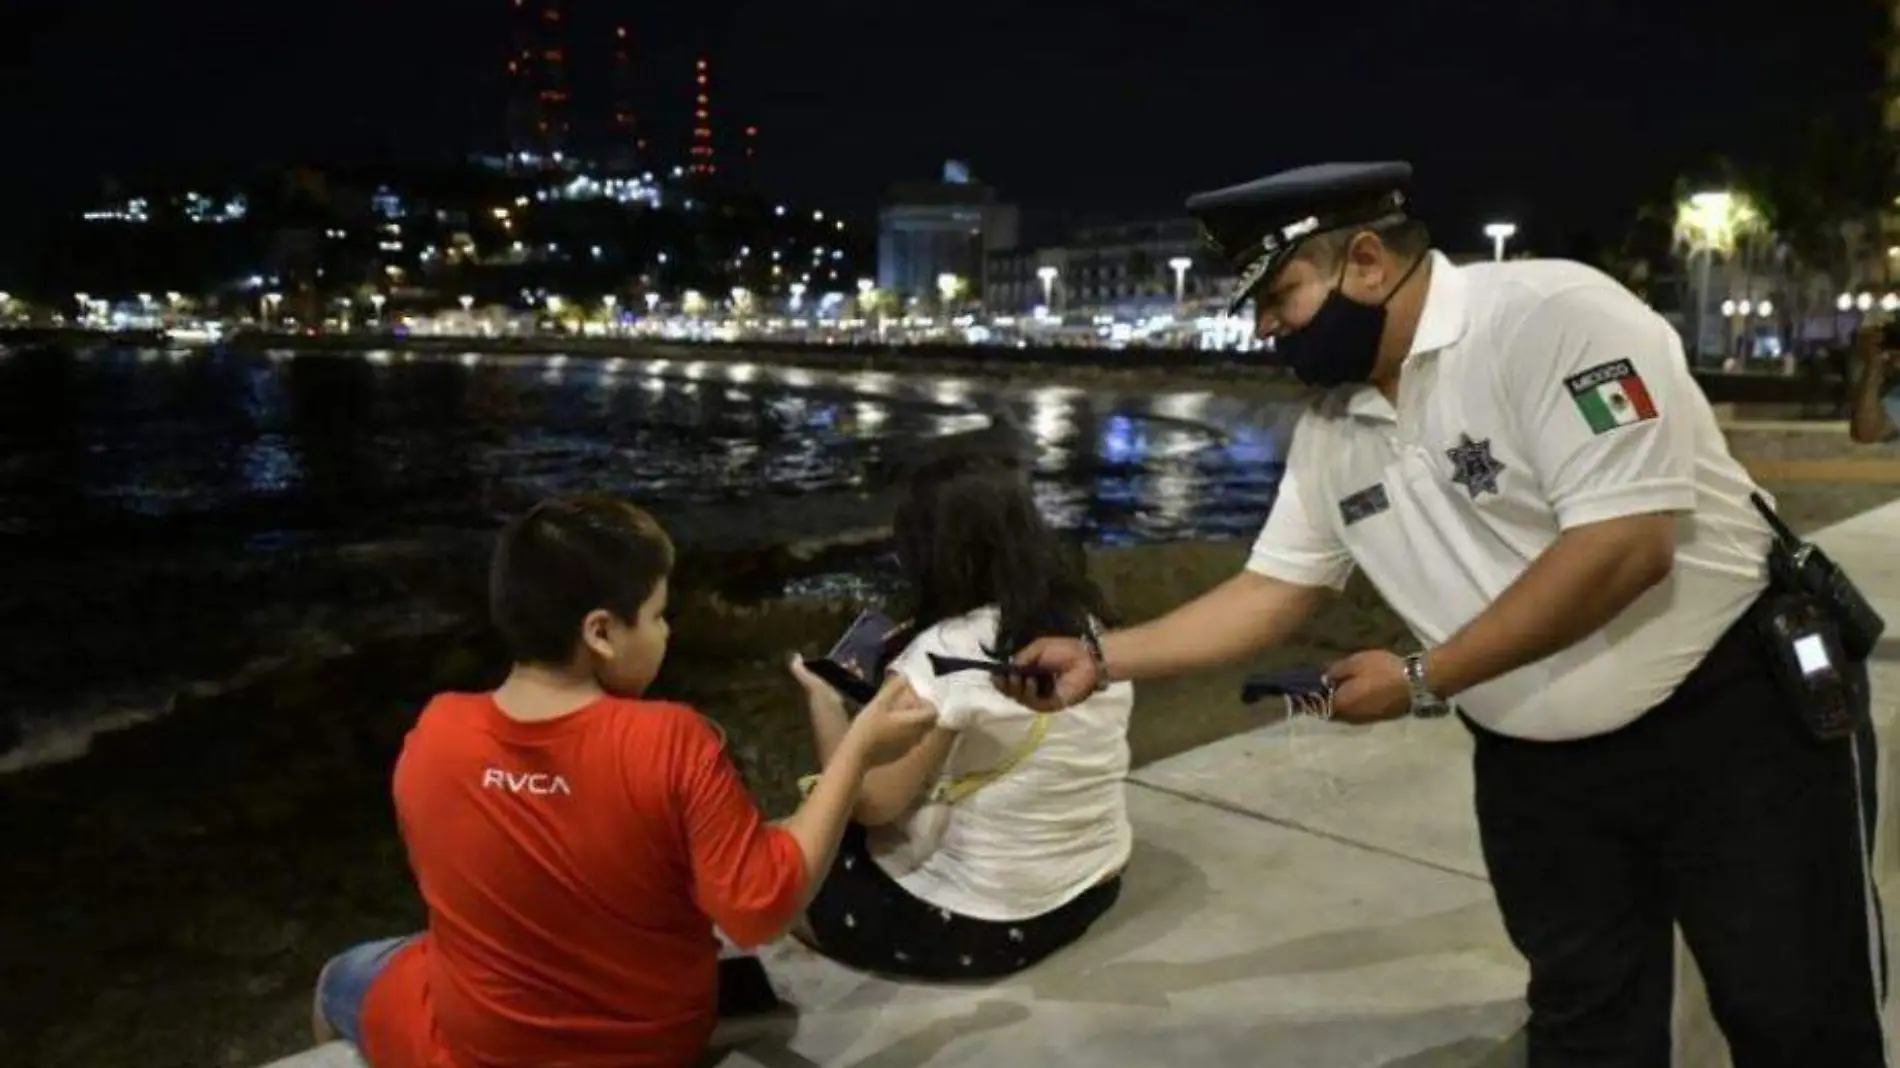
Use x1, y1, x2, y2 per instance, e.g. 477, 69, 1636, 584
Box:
802, 822, 1123, 981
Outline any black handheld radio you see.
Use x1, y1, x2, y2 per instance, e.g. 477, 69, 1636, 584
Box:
1747, 492, 1881, 741
1750, 493, 1885, 661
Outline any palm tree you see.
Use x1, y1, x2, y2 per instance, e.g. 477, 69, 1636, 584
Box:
1672, 183, 1769, 364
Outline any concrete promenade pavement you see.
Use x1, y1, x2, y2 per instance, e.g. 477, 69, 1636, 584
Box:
267, 497, 1900, 1068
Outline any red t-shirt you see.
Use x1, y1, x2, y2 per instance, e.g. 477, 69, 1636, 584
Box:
358, 692, 807, 1068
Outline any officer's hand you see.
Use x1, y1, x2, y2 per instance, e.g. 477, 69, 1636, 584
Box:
1325, 650, 1413, 724
1002, 636, 1096, 711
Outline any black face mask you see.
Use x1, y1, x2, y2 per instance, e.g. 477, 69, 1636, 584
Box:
1271, 253, 1427, 388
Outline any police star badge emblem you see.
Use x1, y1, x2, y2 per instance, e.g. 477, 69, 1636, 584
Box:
1446, 433, 1505, 500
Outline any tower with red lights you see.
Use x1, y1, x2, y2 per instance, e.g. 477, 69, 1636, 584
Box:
688, 58, 716, 178
506, 0, 569, 163
740, 123, 760, 187
609, 24, 646, 164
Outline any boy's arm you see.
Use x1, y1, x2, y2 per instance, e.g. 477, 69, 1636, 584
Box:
677, 714, 872, 947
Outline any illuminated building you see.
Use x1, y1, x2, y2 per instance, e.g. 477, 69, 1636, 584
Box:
986, 219, 1214, 316
688, 58, 716, 178
506, 0, 570, 163
877, 161, 1019, 301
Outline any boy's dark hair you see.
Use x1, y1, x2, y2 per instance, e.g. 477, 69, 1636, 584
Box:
887, 434, 1112, 664
489, 495, 675, 665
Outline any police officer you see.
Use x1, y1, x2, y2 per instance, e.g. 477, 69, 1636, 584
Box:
1004, 162, 1889, 1067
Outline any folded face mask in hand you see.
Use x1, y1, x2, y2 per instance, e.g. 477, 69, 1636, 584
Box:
926, 653, 1056, 700
1239, 668, 1334, 705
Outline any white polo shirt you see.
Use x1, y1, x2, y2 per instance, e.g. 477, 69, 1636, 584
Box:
1249, 252, 1774, 741
878, 607, 1134, 921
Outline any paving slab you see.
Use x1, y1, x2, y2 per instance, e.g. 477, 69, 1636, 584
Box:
267, 787, 1527, 1068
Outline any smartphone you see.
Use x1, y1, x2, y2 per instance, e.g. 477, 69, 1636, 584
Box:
1240, 667, 1333, 705
805, 609, 900, 704
926, 652, 1056, 699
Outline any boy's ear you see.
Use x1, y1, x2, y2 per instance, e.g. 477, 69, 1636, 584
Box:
579, 608, 617, 659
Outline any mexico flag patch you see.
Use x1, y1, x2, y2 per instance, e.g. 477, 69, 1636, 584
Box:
1563, 359, 1657, 434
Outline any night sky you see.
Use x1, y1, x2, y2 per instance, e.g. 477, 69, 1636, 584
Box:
0, 0, 1887, 247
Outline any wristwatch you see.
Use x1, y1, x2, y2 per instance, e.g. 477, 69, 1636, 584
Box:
1403, 652, 1451, 718
1081, 629, 1111, 693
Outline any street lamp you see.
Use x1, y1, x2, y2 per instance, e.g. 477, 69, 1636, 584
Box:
789, 282, 807, 312
644, 292, 660, 313
936, 273, 962, 314
459, 295, 474, 312
1168, 257, 1192, 306
1036, 265, 1058, 309
370, 293, 386, 317
1483, 222, 1517, 261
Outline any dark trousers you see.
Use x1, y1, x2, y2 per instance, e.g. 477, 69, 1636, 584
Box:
1469, 617, 1889, 1068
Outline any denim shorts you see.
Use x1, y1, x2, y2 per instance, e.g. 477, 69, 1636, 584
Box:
317, 935, 418, 1046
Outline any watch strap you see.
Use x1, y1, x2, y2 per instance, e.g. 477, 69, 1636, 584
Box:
1081, 628, 1110, 692
1403, 652, 1451, 718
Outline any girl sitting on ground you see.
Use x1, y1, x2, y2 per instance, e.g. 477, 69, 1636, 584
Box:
789, 444, 1133, 981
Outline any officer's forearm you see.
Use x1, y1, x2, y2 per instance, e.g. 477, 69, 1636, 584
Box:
1100, 571, 1329, 682
1424, 515, 1677, 698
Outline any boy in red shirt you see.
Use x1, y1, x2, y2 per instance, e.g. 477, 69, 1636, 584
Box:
311, 495, 935, 1068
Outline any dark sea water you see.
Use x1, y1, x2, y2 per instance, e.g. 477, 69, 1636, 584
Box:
0, 343, 1295, 769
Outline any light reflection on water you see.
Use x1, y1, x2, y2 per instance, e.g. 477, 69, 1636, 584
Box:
0, 346, 1293, 547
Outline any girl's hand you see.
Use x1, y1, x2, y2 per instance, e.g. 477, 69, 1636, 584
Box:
788, 654, 848, 718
